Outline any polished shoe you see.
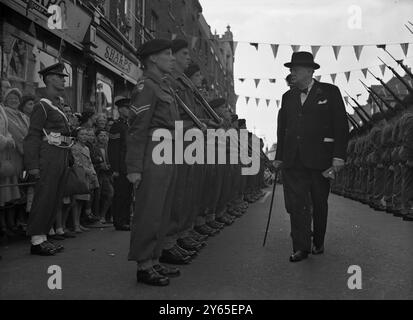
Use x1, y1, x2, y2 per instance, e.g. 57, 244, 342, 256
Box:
289, 251, 309, 262
136, 268, 169, 286
312, 245, 325, 255
177, 237, 203, 251
45, 240, 64, 253
188, 230, 208, 242
115, 224, 130, 231
175, 244, 197, 257
49, 234, 65, 241
227, 209, 243, 218
30, 242, 56, 256
160, 247, 191, 265
403, 214, 413, 221
153, 264, 180, 278
216, 216, 234, 226
62, 231, 76, 238
194, 224, 219, 236
206, 220, 225, 229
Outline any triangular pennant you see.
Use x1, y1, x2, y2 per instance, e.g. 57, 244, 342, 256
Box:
270, 44, 279, 59
191, 37, 198, 50
332, 45, 341, 60
250, 43, 259, 50
345, 71, 351, 83
315, 75, 321, 82
254, 79, 260, 88
344, 96, 349, 105
376, 44, 386, 50
353, 45, 363, 61
233, 41, 238, 54
245, 96, 250, 104
291, 45, 300, 53
266, 99, 271, 107
379, 64, 386, 77
361, 68, 368, 79
400, 43, 409, 57
269, 79, 276, 84
331, 73, 337, 84
239, 78, 245, 83
235, 95, 239, 105
276, 100, 280, 108
311, 46, 320, 58
255, 98, 260, 107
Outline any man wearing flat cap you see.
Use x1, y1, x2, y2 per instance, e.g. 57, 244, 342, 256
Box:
126, 39, 182, 286
274, 52, 349, 262
24, 62, 71, 256
108, 96, 133, 231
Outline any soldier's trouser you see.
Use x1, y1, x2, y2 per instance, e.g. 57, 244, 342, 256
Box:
212, 164, 226, 217
367, 166, 375, 201
401, 164, 413, 211
282, 159, 330, 252
216, 163, 232, 216
27, 143, 69, 236
128, 140, 177, 265
383, 167, 394, 206
392, 164, 402, 209
187, 163, 206, 229
112, 173, 133, 227
372, 166, 385, 204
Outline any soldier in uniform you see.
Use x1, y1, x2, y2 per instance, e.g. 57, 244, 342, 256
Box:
24, 62, 71, 256
108, 97, 133, 231
126, 39, 181, 286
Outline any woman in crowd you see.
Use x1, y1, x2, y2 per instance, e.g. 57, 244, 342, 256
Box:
0, 90, 21, 238
18, 94, 36, 117
95, 113, 108, 131
94, 129, 114, 224
71, 127, 99, 233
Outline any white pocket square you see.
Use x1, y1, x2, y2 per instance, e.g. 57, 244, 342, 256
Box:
324, 138, 335, 142
318, 99, 328, 105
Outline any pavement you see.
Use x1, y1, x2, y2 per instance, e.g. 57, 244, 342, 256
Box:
0, 186, 412, 300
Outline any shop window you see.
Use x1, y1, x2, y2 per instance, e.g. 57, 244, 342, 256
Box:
95, 74, 113, 117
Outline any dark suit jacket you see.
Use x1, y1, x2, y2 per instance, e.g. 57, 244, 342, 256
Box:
275, 80, 349, 170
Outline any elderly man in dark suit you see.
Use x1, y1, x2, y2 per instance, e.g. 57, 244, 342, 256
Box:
274, 52, 349, 262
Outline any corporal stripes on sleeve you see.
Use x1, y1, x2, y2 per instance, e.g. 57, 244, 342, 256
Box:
130, 105, 150, 116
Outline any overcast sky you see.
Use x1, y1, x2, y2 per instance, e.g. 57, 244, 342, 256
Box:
201, 0, 413, 149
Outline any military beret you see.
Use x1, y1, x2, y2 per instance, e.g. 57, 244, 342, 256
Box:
209, 98, 226, 109
231, 114, 239, 122
185, 63, 201, 78
238, 119, 246, 127
137, 39, 172, 61
171, 39, 188, 53
38, 62, 68, 77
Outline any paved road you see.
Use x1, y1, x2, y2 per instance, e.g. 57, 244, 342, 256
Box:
1, 186, 412, 300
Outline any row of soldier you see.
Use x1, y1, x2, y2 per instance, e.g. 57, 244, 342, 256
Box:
331, 69, 413, 222
23, 38, 270, 287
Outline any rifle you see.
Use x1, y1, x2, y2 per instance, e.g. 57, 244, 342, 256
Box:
378, 57, 413, 96
384, 49, 413, 80
349, 103, 370, 126
344, 90, 372, 120
174, 94, 207, 131
359, 79, 395, 111
347, 113, 360, 128
367, 69, 407, 108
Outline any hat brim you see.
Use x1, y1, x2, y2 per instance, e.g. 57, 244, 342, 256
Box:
284, 62, 320, 70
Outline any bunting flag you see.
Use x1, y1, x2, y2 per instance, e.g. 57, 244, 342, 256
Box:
239, 78, 245, 83
379, 64, 386, 77
332, 45, 341, 60
245, 97, 250, 104
254, 79, 260, 88
269, 79, 276, 84
361, 68, 368, 79
276, 100, 280, 108
233, 41, 238, 54
376, 44, 386, 50
191, 37, 198, 50
291, 45, 300, 53
344, 71, 351, 83
250, 43, 259, 50
266, 99, 271, 107
344, 96, 349, 105
235, 95, 239, 105
331, 73, 337, 84
311, 45, 320, 58
315, 75, 321, 82
255, 98, 260, 106
270, 44, 279, 59
400, 43, 409, 56
353, 45, 363, 61
171, 33, 177, 40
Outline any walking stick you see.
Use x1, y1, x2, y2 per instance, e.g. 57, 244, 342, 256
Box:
263, 169, 279, 247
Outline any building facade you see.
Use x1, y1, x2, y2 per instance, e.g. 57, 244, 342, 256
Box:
0, 0, 236, 115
